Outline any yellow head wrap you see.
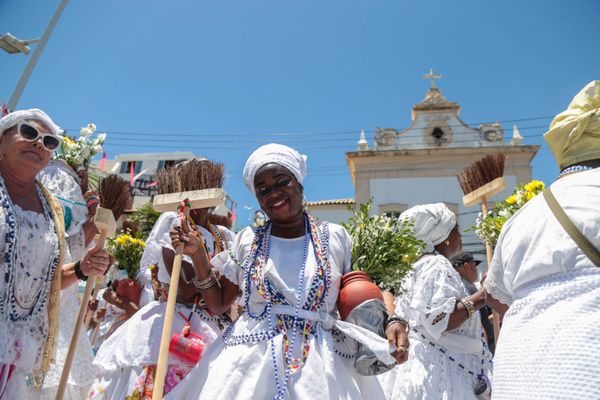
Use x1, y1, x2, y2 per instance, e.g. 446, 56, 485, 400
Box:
544, 80, 600, 170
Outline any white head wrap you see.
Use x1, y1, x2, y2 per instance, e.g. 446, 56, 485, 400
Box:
0, 108, 62, 138
544, 80, 600, 169
243, 143, 308, 194
399, 203, 456, 253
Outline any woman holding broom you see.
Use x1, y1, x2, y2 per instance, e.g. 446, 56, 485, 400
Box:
0, 109, 112, 399
381, 203, 493, 400
166, 143, 407, 400
484, 80, 600, 400
89, 158, 235, 399
36, 126, 107, 400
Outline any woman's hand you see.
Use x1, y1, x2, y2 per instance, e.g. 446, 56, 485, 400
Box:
385, 322, 410, 364
169, 216, 204, 256
80, 246, 112, 277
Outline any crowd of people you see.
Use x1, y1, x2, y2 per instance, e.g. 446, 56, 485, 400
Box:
0, 80, 598, 400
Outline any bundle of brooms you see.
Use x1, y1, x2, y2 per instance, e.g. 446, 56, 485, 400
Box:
151, 158, 225, 400
57, 175, 131, 400
458, 153, 506, 345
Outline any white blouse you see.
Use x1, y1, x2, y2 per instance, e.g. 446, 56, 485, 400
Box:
0, 202, 58, 373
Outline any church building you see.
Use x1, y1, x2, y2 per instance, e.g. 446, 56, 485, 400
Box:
306, 71, 539, 258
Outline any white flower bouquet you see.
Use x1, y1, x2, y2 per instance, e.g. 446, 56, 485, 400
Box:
54, 123, 107, 170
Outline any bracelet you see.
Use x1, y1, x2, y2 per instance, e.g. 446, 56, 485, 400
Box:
74, 261, 88, 281
460, 297, 475, 319
386, 313, 409, 331
180, 267, 193, 284
192, 271, 218, 290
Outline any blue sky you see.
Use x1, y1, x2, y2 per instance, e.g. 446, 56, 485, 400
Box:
1, 0, 599, 226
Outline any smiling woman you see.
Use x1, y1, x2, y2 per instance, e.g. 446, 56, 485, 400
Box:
0, 109, 112, 400
165, 143, 407, 400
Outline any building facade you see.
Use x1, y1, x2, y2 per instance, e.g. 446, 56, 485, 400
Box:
310, 74, 539, 259
90, 151, 235, 223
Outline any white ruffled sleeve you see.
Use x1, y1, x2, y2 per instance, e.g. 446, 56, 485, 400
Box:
410, 256, 462, 340
37, 162, 88, 237
211, 227, 255, 286
484, 229, 513, 306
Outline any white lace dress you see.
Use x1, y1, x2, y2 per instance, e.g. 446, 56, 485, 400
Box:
484, 168, 600, 400
166, 220, 394, 400
87, 212, 234, 399
37, 161, 97, 400
379, 254, 492, 400
0, 198, 60, 399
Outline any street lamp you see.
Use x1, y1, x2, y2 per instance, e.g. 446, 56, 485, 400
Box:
1, 0, 69, 111
0, 33, 40, 55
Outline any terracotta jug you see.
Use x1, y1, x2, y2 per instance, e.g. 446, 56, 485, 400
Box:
337, 271, 384, 321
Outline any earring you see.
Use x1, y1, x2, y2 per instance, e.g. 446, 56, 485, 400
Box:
254, 210, 267, 227
444, 240, 450, 246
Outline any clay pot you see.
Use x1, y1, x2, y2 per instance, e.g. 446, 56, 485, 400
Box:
337, 271, 384, 321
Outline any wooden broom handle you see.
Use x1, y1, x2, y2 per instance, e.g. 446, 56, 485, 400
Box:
480, 197, 501, 344
55, 229, 109, 400
84, 278, 103, 329
152, 208, 189, 400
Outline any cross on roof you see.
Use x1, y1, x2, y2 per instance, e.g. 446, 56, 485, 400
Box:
423, 68, 442, 89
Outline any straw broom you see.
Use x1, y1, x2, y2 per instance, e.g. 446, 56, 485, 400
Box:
151, 159, 224, 400
458, 153, 506, 344
56, 175, 131, 400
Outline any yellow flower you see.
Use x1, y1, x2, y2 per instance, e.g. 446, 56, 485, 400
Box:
526, 191, 534, 201
524, 180, 544, 193
505, 195, 517, 205
116, 234, 132, 246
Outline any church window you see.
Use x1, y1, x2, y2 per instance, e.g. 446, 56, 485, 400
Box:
431, 127, 446, 145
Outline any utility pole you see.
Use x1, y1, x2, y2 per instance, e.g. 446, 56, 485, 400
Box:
7, 0, 69, 110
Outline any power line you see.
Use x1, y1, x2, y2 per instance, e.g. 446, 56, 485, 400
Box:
99, 127, 549, 152
62, 114, 553, 139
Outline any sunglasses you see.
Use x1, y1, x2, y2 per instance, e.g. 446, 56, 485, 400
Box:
255, 177, 293, 197
17, 120, 62, 152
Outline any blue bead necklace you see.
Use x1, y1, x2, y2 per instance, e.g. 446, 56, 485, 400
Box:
222, 213, 332, 400
0, 176, 60, 322
558, 165, 594, 179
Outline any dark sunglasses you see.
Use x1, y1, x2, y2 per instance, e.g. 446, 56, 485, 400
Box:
17, 120, 62, 152
255, 177, 293, 197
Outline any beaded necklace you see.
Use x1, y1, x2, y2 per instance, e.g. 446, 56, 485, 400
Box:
187, 214, 225, 257
558, 165, 594, 179
222, 212, 332, 400
0, 176, 60, 322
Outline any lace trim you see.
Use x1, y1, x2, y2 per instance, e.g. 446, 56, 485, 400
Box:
484, 277, 512, 306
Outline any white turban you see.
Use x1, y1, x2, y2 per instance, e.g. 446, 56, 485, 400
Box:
544, 80, 600, 169
399, 203, 456, 253
243, 143, 308, 194
0, 108, 62, 138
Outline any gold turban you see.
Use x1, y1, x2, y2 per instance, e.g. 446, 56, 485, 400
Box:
544, 80, 600, 169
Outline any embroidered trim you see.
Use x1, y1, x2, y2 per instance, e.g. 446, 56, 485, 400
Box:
0, 177, 60, 322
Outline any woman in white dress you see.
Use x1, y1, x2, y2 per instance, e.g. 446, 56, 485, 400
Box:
484, 81, 600, 399
0, 109, 111, 399
382, 203, 493, 400
166, 144, 407, 400
37, 159, 99, 399
89, 195, 235, 399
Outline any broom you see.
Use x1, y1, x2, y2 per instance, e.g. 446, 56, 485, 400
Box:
84, 175, 133, 328
56, 175, 131, 400
458, 153, 506, 345
151, 159, 225, 400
